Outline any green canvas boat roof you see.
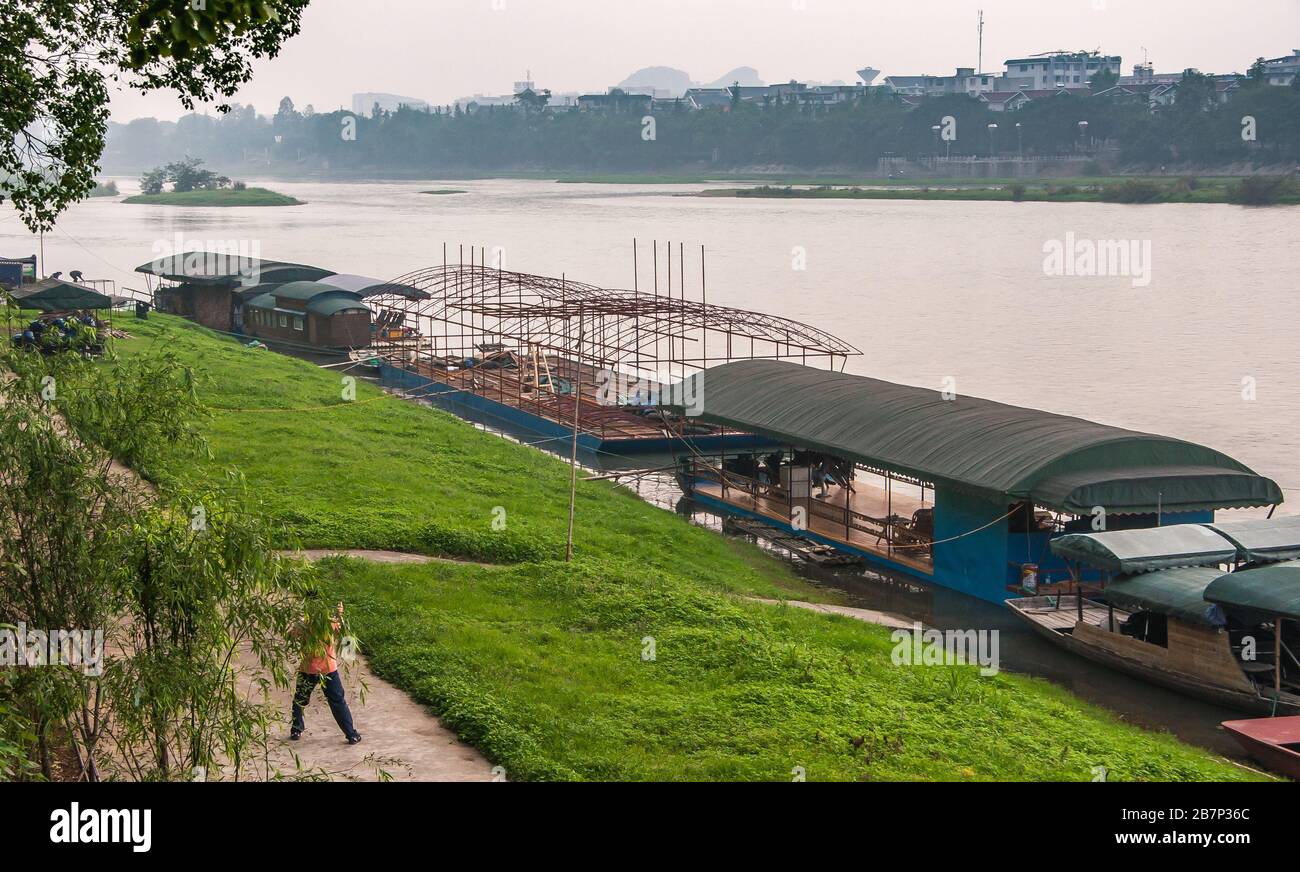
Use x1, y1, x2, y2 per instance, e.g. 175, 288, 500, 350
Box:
245, 293, 280, 310
672, 361, 1282, 515
1051, 516, 1300, 573
244, 282, 367, 317
135, 254, 332, 286
1204, 561, 1300, 623
1204, 516, 1300, 564
1050, 525, 1238, 575
233, 283, 285, 302
307, 296, 369, 316
270, 281, 356, 303
1105, 567, 1227, 627
8, 278, 112, 311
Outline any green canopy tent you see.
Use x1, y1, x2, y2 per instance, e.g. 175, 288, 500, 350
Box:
1104, 566, 1228, 628
1205, 516, 1300, 565
134, 254, 333, 287
1204, 561, 1300, 625
1050, 525, 1239, 575
1205, 561, 1300, 697
7, 278, 112, 312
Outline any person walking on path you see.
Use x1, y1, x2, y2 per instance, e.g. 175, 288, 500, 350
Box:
290, 598, 362, 745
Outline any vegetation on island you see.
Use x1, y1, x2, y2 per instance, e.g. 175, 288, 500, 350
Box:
0, 0, 309, 231
124, 157, 302, 206
704, 174, 1300, 206
88, 180, 119, 197
47, 312, 1265, 782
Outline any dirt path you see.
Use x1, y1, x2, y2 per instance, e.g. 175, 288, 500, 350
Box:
262, 549, 497, 781
255, 655, 494, 782
747, 597, 918, 630
281, 548, 496, 567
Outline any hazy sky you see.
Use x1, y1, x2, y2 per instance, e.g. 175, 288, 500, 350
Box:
109, 0, 1300, 121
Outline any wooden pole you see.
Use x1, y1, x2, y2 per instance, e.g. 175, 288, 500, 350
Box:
1277, 617, 1284, 697
566, 301, 584, 563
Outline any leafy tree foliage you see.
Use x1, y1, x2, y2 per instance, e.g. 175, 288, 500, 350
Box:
0, 1, 309, 232
0, 322, 332, 780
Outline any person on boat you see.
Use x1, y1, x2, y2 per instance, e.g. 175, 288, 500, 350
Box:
289, 596, 362, 745
813, 455, 831, 498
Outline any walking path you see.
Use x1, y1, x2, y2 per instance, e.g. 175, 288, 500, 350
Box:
267, 549, 495, 781
257, 655, 494, 782
746, 597, 917, 630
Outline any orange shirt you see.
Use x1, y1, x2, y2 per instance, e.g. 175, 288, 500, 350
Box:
299, 619, 340, 675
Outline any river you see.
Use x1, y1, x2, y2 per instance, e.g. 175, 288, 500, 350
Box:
5, 176, 1297, 759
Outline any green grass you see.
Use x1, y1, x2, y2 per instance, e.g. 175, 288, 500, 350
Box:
102, 314, 1268, 781
111, 315, 811, 599
701, 178, 1300, 205
419, 188, 468, 195
122, 188, 304, 207
323, 556, 1265, 781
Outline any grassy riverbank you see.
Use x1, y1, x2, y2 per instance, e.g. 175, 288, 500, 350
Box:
326, 556, 1265, 781
122, 187, 303, 207
102, 314, 1266, 781
110, 315, 807, 597
701, 176, 1300, 206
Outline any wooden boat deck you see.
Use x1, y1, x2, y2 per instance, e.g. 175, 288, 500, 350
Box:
405, 355, 677, 440
1010, 597, 1123, 633
696, 478, 934, 574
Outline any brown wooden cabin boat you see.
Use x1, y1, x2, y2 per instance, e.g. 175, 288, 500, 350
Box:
1008, 519, 1300, 715
1221, 716, 1300, 779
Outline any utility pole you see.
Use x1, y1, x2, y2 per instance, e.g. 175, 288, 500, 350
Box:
566, 299, 584, 562
977, 9, 985, 75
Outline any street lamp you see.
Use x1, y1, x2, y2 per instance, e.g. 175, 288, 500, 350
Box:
931, 124, 942, 159
1077, 120, 1090, 154
1015, 122, 1023, 159
988, 123, 998, 158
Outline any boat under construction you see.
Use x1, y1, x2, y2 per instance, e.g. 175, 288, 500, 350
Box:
366, 245, 859, 455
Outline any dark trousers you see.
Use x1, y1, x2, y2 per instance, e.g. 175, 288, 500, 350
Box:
291, 670, 358, 739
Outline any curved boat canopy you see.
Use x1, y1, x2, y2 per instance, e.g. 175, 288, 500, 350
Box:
1105, 567, 1227, 628
317, 274, 428, 300
135, 254, 333, 286
1205, 516, 1300, 565
1051, 526, 1238, 575
244, 281, 368, 316
1051, 516, 1300, 574
1205, 561, 1300, 624
672, 360, 1282, 515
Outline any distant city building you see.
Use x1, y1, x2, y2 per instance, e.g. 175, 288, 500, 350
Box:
683, 87, 732, 110
576, 90, 653, 113
455, 75, 580, 113
351, 92, 430, 116
885, 51, 1121, 99
1002, 51, 1122, 90
1262, 49, 1299, 86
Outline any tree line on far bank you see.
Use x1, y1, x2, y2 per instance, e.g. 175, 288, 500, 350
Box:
104, 74, 1300, 175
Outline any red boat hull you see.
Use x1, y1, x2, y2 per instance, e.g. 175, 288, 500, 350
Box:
1222, 717, 1300, 780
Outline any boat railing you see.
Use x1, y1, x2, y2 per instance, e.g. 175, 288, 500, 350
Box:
689, 456, 933, 564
